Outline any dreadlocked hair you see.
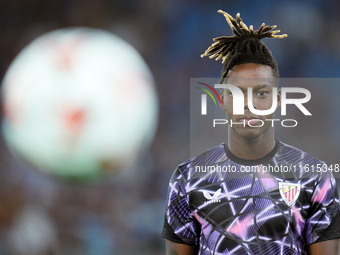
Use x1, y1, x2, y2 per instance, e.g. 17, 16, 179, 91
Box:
201, 10, 287, 83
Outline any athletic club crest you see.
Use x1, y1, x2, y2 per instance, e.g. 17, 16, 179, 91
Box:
279, 182, 301, 206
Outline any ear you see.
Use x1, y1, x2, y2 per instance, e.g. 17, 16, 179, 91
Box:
220, 89, 226, 111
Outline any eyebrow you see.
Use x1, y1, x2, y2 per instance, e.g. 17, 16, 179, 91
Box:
234, 84, 273, 92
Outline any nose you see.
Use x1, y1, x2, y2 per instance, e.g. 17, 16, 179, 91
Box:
244, 93, 257, 110
244, 94, 248, 110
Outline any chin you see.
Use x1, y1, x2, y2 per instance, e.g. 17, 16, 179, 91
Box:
232, 127, 266, 141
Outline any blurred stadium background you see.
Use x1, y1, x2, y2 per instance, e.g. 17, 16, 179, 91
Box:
0, 0, 340, 254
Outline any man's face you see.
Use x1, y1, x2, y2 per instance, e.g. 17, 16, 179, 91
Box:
221, 63, 280, 140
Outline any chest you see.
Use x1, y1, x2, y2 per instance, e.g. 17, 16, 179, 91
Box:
187, 178, 310, 237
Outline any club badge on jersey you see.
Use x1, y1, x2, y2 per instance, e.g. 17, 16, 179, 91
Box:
279, 182, 301, 206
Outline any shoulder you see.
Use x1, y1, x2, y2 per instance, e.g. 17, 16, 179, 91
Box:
276, 140, 335, 181
173, 142, 227, 179
277, 140, 325, 164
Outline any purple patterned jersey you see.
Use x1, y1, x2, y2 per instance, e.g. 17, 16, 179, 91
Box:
162, 139, 340, 254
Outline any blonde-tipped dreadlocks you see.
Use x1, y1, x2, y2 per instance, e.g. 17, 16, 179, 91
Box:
201, 10, 287, 83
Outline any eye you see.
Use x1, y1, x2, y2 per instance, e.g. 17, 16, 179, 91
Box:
257, 91, 269, 97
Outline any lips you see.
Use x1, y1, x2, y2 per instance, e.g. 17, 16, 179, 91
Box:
238, 116, 262, 126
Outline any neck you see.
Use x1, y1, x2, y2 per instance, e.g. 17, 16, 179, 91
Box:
227, 130, 276, 160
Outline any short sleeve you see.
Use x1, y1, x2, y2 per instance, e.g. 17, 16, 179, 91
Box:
305, 172, 340, 244
162, 167, 200, 245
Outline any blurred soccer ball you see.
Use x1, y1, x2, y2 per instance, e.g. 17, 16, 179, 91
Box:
1, 28, 158, 182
